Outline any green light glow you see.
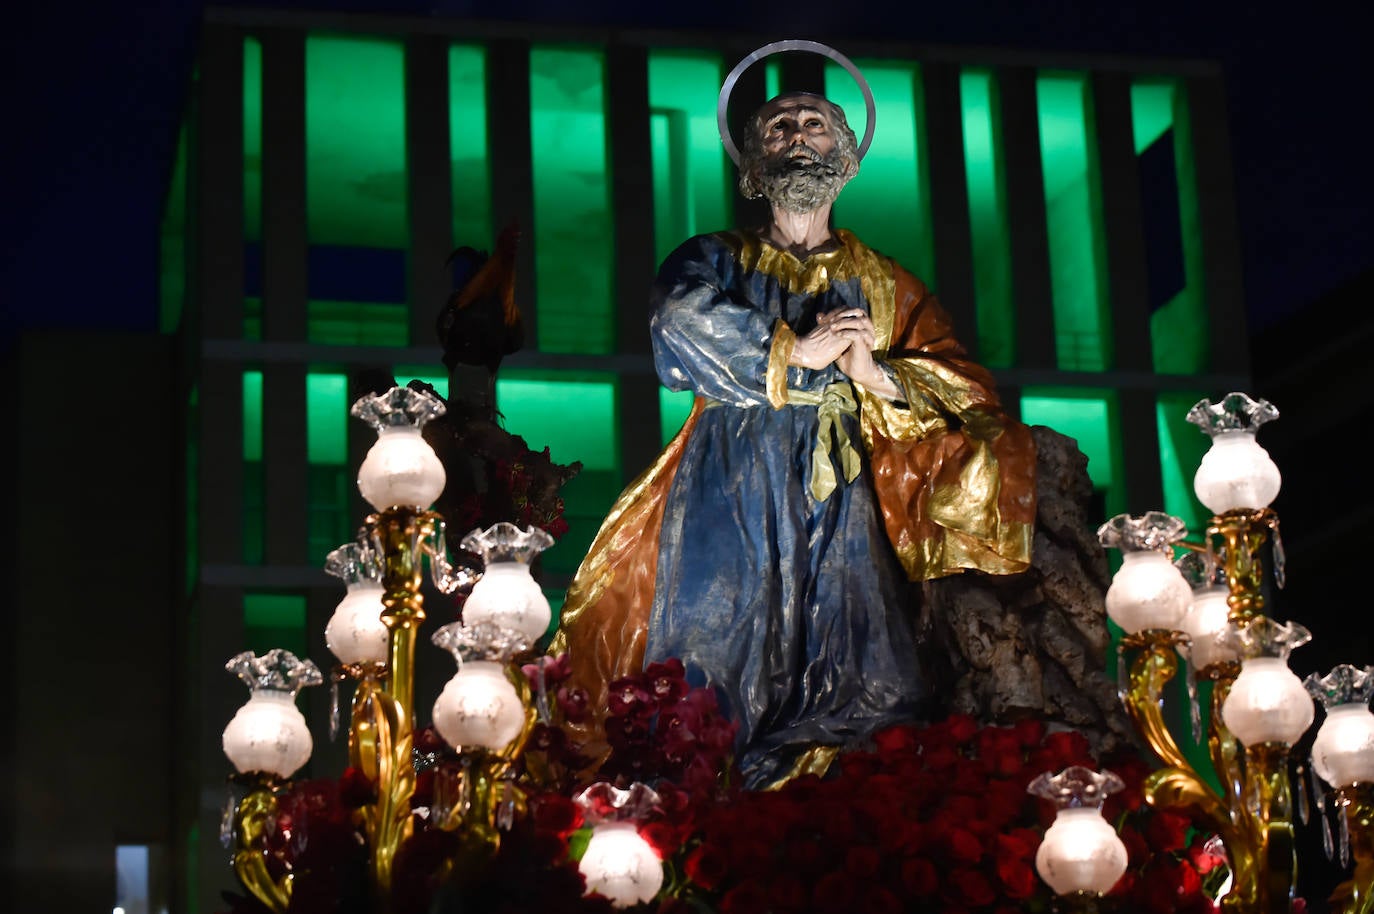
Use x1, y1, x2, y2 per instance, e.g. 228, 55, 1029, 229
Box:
765, 60, 781, 101
306, 373, 347, 464
1142, 81, 1209, 375
1155, 391, 1209, 533
827, 60, 934, 280
160, 122, 188, 334
496, 373, 620, 578
244, 37, 262, 243
959, 68, 1015, 368
529, 46, 614, 354
243, 593, 307, 658
1036, 72, 1110, 372
449, 44, 493, 250
305, 35, 408, 248
1130, 80, 1175, 154
659, 387, 695, 446
1020, 390, 1124, 518
648, 50, 731, 267
243, 371, 263, 461
243, 298, 409, 346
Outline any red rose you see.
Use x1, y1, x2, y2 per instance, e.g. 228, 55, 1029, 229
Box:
873, 724, 921, 757
556, 686, 591, 723
1145, 808, 1192, 852
996, 856, 1038, 899
845, 845, 883, 878
812, 871, 852, 910
639, 820, 681, 857
946, 827, 984, 864
338, 766, 375, 808
1013, 718, 1046, 746
945, 867, 996, 907
529, 792, 582, 837
864, 885, 903, 914
766, 876, 809, 914
683, 842, 730, 891
946, 714, 979, 744
720, 881, 770, 914
784, 835, 825, 871
901, 857, 939, 897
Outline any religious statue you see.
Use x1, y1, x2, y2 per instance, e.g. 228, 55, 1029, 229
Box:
553, 43, 1039, 789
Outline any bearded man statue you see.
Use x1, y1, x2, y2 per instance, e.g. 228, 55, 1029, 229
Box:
552, 90, 1038, 789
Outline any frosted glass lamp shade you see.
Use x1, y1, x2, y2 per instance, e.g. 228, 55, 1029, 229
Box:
578, 821, 665, 908
1311, 704, 1374, 788
1105, 550, 1192, 634
1193, 430, 1281, 515
431, 660, 526, 751
1179, 587, 1239, 671
222, 691, 313, 778
1035, 808, 1128, 896
325, 582, 389, 665
463, 562, 552, 643
356, 427, 446, 511
1222, 658, 1315, 747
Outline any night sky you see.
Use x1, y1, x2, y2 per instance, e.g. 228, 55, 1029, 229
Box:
3, 0, 1370, 352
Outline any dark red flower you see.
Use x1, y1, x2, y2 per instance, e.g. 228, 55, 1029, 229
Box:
863, 885, 904, 914
945, 867, 996, 907
528, 792, 582, 837
639, 820, 681, 857
556, 686, 591, 723
765, 876, 809, 914
719, 881, 770, 914
812, 870, 852, 910
683, 842, 730, 891
901, 857, 939, 897
872, 724, 920, 757
946, 827, 984, 864
606, 676, 654, 718
844, 845, 882, 878
1145, 808, 1192, 852
995, 855, 1038, 899
644, 658, 688, 703
338, 766, 375, 808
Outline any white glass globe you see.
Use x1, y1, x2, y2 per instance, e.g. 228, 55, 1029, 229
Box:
463, 562, 552, 643
356, 426, 446, 511
325, 581, 389, 665
1034, 807, 1128, 896
222, 690, 313, 778
578, 821, 665, 908
1179, 587, 1239, 671
1104, 550, 1192, 634
431, 660, 525, 751
1193, 430, 1281, 515
1222, 657, 1315, 747
1310, 704, 1374, 789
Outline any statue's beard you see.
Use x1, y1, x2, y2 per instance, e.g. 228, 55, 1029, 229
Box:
756, 146, 849, 213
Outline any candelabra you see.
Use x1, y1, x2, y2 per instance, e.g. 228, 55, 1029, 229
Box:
217, 386, 564, 912
1051, 392, 1374, 914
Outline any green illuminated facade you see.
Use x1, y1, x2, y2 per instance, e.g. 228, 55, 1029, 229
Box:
161, 12, 1249, 912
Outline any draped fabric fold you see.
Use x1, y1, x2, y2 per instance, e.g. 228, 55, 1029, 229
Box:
553, 229, 1036, 787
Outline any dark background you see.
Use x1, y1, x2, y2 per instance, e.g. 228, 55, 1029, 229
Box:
2, 0, 1370, 351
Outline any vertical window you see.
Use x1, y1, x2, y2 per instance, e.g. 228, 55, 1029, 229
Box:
1020, 390, 1123, 520
449, 44, 493, 252
303, 35, 409, 344
306, 372, 350, 565
1036, 72, 1111, 372
160, 123, 189, 335
242, 370, 264, 564
244, 37, 263, 246
1155, 391, 1210, 534
1133, 79, 1209, 374
529, 46, 614, 354
959, 68, 1015, 368
827, 60, 934, 284
496, 372, 620, 589
115, 843, 167, 914
647, 50, 731, 267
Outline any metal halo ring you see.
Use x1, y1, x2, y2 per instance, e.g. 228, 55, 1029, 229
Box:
717, 39, 876, 167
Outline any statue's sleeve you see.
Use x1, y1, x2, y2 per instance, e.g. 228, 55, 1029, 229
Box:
859, 264, 1037, 580
650, 236, 806, 408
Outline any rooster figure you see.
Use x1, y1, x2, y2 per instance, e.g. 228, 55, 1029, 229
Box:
436, 221, 523, 379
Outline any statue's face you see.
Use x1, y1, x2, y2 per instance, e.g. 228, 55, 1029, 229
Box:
757, 94, 837, 163
742, 93, 857, 214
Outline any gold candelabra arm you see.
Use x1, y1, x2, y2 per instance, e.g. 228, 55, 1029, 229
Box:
1210, 509, 1275, 621
361, 687, 417, 907
1331, 783, 1374, 914
230, 777, 293, 914
1123, 632, 1204, 776
1232, 742, 1299, 914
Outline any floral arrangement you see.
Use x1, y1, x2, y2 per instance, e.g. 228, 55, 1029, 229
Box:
218, 655, 1243, 914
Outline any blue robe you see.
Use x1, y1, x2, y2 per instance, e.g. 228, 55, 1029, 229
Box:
650, 231, 928, 787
